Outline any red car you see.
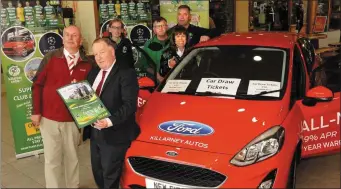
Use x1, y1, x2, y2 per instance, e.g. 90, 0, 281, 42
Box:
2, 36, 35, 57
125, 32, 340, 188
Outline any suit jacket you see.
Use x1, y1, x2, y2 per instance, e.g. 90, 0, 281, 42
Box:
83, 60, 140, 144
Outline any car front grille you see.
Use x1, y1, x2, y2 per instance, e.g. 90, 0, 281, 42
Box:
128, 156, 226, 187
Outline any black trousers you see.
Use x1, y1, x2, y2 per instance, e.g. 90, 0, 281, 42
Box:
90, 129, 131, 189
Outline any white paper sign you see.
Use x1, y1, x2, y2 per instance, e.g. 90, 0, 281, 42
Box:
196, 78, 241, 95
161, 80, 191, 93
145, 178, 189, 188
247, 80, 281, 97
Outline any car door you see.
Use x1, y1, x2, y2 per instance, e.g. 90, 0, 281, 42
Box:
297, 41, 340, 158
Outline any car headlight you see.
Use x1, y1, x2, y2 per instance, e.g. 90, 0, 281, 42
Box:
230, 126, 285, 166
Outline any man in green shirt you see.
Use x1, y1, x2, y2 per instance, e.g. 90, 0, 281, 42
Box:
44, 1, 56, 20
6, 2, 16, 26
141, 16, 170, 83
24, 1, 35, 27
107, 0, 116, 19
1, 2, 10, 31
34, 1, 44, 26
99, 0, 108, 24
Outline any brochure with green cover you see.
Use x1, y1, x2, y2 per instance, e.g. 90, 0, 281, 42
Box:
57, 80, 111, 128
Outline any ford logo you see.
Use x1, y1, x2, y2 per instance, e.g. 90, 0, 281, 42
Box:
158, 121, 214, 136
166, 151, 178, 157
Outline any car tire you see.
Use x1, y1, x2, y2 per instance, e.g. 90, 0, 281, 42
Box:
287, 152, 298, 189
21, 48, 28, 57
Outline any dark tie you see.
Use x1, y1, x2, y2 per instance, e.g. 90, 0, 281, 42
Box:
96, 71, 107, 96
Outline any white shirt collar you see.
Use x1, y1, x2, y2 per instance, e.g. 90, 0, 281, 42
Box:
63, 48, 80, 60
177, 48, 185, 57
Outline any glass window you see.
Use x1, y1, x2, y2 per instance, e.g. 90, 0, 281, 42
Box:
329, 0, 341, 30
157, 45, 289, 100
298, 38, 316, 73
312, 54, 341, 92
317, 0, 329, 16
9, 37, 26, 42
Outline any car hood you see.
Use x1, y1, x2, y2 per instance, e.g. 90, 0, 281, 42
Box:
3, 41, 28, 47
136, 92, 287, 155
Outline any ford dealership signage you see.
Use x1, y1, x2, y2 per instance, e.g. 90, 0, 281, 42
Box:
158, 121, 214, 136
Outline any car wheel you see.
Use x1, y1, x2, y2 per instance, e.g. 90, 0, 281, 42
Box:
21, 48, 28, 57
287, 152, 298, 189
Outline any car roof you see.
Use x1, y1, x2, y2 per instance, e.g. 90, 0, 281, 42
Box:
196, 32, 305, 49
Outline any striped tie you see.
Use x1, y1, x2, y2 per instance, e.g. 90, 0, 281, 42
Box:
68, 54, 76, 74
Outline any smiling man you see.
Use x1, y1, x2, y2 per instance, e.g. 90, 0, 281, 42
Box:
31, 25, 93, 188
83, 38, 140, 189
168, 5, 221, 47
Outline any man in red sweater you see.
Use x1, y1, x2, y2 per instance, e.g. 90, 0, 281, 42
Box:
31, 25, 93, 188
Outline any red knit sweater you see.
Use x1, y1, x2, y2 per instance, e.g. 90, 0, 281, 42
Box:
32, 49, 92, 122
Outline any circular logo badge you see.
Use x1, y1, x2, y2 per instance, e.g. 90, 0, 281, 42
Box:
8, 65, 21, 77
38, 32, 63, 56
1, 26, 36, 62
129, 24, 151, 47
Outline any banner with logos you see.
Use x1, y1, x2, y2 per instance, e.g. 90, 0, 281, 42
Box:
160, 0, 209, 29
1, 26, 63, 158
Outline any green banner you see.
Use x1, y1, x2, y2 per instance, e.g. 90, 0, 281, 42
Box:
160, 0, 209, 29
1, 26, 63, 158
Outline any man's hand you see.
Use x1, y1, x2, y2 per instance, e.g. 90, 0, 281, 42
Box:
93, 119, 109, 129
157, 73, 164, 83
199, 36, 210, 42
31, 114, 41, 126
168, 57, 177, 68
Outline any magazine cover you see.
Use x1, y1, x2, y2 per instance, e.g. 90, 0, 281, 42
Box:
57, 80, 111, 128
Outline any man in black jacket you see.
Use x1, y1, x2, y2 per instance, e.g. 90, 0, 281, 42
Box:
83, 38, 140, 189
168, 5, 221, 48
108, 18, 135, 68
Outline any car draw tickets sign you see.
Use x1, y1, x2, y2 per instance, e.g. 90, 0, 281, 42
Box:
57, 81, 111, 128
1, 26, 63, 158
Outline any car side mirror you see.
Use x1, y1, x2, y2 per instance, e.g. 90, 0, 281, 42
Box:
302, 86, 333, 106
138, 77, 155, 90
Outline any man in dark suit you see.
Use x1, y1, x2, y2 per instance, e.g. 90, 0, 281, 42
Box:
83, 37, 140, 189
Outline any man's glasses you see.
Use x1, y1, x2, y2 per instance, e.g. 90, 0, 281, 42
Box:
109, 26, 122, 30
153, 24, 167, 29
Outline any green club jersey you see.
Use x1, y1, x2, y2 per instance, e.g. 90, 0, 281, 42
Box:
44, 5, 55, 19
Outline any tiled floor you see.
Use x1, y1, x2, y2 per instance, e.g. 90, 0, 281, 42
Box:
1, 94, 340, 188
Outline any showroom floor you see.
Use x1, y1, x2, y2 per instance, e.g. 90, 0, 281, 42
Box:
1, 94, 340, 188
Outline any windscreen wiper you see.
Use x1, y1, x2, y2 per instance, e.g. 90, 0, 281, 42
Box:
164, 91, 192, 95
195, 91, 247, 99
247, 89, 283, 97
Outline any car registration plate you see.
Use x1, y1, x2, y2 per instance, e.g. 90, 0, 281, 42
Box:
145, 178, 189, 189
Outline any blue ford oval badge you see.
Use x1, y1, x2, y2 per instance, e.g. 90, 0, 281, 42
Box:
158, 121, 214, 136
166, 151, 178, 157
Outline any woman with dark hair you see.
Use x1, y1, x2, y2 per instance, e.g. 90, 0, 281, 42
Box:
159, 25, 190, 77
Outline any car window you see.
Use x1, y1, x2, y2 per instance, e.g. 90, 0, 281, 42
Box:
298, 38, 315, 73
132, 45, 157, 82
312, 52, 341, 93
9, 37, 25, 42
157, 45, 290, 100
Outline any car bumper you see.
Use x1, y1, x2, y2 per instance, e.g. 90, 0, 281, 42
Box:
121, 141, 293, 188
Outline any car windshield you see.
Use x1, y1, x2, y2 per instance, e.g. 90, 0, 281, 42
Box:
9, 37, 27, 42
157, 45, 289, 100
